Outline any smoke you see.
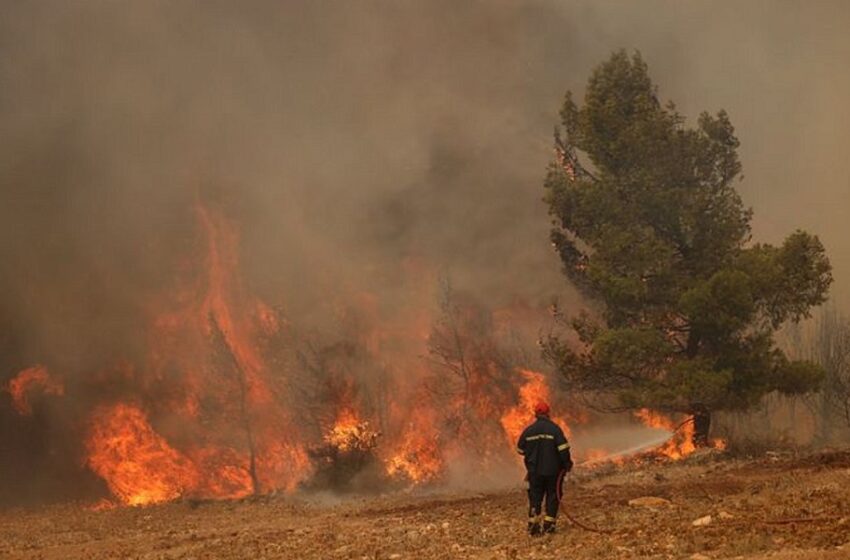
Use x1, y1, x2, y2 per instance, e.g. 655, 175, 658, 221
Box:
1, 0, 848, 503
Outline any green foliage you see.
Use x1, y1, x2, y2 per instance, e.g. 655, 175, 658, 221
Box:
543, 50, 832, 414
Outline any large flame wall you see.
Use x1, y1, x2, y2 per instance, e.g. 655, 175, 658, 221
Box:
3, 202, 580, 506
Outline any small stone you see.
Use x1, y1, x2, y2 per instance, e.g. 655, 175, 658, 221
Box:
718, 511, 734, 520
441, 521, 450, 530
692, 515, 713, 527
690, 554, 711, 560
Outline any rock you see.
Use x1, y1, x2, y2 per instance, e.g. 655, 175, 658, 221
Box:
388, 555, 402, 560
690, 554, 711, 560
441, 521, 450, 530
628, 496, 672, 507
718, 511, 734, 520
692, 515, 713, 527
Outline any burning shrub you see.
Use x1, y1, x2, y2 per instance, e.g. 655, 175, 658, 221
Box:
307, 411, 382, 492
3, 199, 581, 506
383, 405, 444, 485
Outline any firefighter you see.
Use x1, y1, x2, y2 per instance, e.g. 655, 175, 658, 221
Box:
516, 401, 573, 536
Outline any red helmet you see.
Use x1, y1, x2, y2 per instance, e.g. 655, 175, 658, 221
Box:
534, 401, 550, 416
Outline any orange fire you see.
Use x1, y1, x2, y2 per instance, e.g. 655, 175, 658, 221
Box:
195, 202, 273, 406
86, 403, 268, 506
82, 200, 310, 505
634, 408, 695, 460
500, 369, 570, 447
11, 198, 596, 505
86, 403, 202, 506
384, 406, 443, 484
325, 408, 379, 453
6, 365, 64, 415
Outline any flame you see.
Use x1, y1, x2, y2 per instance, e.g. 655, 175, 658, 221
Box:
325, 408, 379, 453
255, 437, 311, 493
6, 365, 64, 415
634, 409, 727, 458
83, 200, 309, 505
195, 202, 272, 406
384, 406, 443, 484
86, 403, 201, 506
11, 198, 596, 505
634, 409, 695, 460
500, 369, 570, 446
85, 403, 274, 506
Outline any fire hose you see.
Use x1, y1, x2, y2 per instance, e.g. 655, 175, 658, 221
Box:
546, 418, 696, 534
555, 469, 612, 534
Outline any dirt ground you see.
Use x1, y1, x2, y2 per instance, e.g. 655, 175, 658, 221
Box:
2, 449, 849, 560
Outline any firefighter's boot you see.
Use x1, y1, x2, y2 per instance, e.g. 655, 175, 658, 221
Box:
542, 516, 556, 534
527, 515, 541, 536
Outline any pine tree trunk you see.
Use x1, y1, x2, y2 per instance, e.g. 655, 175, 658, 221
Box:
692, 407, 710, 448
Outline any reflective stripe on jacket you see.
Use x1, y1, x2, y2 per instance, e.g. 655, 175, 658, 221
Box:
517, 415, 573, 476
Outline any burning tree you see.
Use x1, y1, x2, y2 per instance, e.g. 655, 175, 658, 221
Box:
542, 51, 832, 446
0, 189, 579, 505
426, 283, 517, 440
296, 340, 385, 492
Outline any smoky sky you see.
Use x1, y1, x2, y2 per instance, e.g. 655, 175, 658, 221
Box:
1, 0, 848, 373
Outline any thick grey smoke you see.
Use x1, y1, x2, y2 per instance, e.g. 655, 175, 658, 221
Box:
0, 0, 848, 503
2, 1, 848, 371
0, 1, 568, 372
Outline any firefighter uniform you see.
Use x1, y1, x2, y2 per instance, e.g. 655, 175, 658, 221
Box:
517, 413, 573, 535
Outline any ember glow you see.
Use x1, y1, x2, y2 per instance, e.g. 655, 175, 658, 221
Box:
6, 365, 63, 416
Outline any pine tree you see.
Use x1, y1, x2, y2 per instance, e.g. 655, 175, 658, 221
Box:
543, 51, 832, 444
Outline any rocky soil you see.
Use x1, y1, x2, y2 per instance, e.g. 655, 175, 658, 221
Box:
2, 449, 850, 559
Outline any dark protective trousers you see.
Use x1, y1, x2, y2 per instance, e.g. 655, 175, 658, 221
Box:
527, 471, 564, 525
